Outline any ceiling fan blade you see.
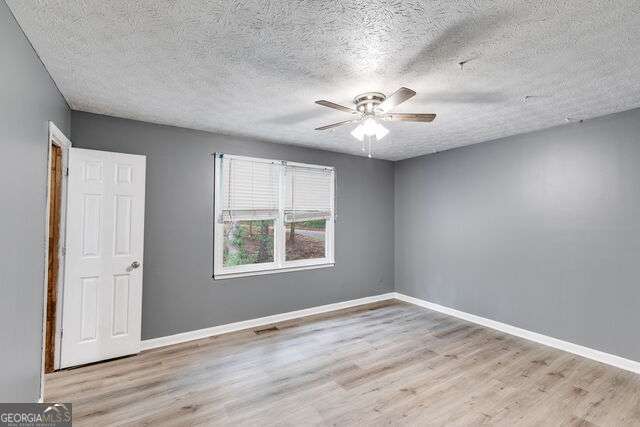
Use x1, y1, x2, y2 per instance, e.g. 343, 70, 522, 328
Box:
315, 100, 357, 114
377, 87, 416, 112
315, 120, 355, 131
385, 113, 436, 122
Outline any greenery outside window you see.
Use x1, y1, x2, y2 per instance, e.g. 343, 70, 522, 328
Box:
214, 154, 335, 279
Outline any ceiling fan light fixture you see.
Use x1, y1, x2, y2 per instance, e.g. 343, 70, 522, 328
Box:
315, 87, 432, 155
374, 122, 389, 140
362, 117, 377, 135
360, 117, 388, 140
351, 117, 389, 142
350, 124, 365, 141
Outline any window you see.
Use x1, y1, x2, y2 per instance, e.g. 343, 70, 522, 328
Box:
214, 154, 335, 278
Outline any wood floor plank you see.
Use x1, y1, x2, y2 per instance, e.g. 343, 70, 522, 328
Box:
45, 301, 640, 426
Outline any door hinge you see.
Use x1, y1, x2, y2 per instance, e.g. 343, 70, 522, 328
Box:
65, 167, 69, 177
59, 328, 63, 338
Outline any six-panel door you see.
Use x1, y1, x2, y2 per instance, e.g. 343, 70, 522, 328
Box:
61, 148, 146, 368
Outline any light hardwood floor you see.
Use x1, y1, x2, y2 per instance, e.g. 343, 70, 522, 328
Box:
45, 301, 640, 426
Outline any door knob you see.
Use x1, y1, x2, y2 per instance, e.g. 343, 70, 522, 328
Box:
128, 261, 141, 271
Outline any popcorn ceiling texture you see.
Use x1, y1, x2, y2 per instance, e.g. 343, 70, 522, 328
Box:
7, 0, 640, 160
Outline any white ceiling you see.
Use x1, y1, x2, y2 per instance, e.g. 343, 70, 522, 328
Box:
8, 1, 640, 160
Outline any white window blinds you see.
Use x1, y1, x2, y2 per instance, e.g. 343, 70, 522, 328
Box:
220, 156, 279, 221
284, 164, 334, 223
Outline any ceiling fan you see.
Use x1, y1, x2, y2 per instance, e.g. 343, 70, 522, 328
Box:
314, 87, 436, 157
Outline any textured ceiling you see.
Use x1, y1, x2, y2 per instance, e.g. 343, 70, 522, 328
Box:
8, 0, 640, 160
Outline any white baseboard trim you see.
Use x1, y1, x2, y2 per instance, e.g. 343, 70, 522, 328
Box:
141, 291, 640, 375
393, 292, 640, 375
141, 292, 396, 351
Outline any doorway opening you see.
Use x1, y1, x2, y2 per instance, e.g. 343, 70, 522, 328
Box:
44, 142, 63, 373
41, 122, 71, 396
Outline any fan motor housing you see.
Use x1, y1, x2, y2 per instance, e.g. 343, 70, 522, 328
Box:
354, 92, 386, 113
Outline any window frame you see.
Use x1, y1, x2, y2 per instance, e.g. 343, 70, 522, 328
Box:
213, 153, 335, 279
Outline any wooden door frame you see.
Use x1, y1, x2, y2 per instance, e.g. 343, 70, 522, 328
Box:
45, 142, 62, 375
40, 122, 71, 400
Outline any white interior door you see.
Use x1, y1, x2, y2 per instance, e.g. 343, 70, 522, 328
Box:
61, 148, 146, 368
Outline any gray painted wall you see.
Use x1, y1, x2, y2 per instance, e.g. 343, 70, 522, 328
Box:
1, 1, 70, 402
6, 0, 638, 399
395, 107, 640, 362
71, 111, 395, 340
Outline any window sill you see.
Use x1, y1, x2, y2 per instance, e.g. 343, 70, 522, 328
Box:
214, 262, 335, 280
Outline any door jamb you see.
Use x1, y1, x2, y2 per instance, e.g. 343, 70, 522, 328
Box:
40, 122, 71, 401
